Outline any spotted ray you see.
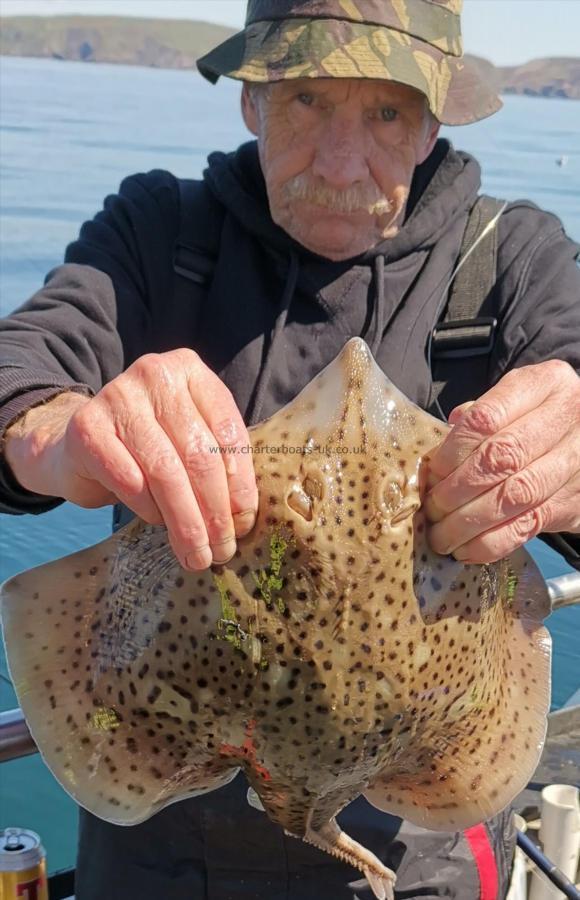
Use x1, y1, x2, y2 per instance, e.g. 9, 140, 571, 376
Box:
1, 338, 551, 900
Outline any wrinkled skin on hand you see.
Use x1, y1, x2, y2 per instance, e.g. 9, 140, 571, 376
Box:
4, 348, 259, 570
425, 360, 580, 563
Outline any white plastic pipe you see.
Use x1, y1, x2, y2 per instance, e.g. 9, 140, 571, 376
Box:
529, 784, 580, 900
507, 814, 528, 900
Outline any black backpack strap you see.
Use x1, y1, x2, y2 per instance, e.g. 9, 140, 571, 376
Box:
429, 195, 508, 419
173, 177, 225, 286
113, 178, 225, 533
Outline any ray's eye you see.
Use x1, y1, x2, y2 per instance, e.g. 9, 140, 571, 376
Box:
382, 481, 403, 516
287, 486, 313, 521
303, 475, 323, 500
380, 479, 419, 525
286, 474, 323, 521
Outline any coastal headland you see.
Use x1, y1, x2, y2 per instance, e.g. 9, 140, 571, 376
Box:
1, 15, 579, 100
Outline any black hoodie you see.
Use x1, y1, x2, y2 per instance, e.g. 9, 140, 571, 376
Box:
1, 139, 580, 896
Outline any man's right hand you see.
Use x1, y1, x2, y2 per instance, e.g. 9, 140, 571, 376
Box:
4, 349, 259, 570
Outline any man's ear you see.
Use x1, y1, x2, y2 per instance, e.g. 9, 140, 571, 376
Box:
241, 83, 259, 136
417, 113, 441, 165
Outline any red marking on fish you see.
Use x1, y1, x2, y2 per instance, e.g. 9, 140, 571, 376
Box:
219, 718, 272, 781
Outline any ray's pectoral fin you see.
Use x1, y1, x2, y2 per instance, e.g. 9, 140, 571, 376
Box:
365, 548, 551, 832
298, 814, 396, 900
0, 519, 235, 824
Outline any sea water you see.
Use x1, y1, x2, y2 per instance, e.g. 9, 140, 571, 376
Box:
0, 55, 579, 874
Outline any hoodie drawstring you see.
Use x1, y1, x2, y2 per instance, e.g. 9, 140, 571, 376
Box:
363, 254, 386, 357
247, 249, 385, 426
247, 250, 300, 426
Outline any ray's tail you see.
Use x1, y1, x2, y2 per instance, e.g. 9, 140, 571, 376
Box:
297, 816, 396, 900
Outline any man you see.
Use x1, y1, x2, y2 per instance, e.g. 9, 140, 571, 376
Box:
1, 1, 579, 897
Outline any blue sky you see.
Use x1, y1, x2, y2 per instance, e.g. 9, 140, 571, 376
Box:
2, 0, 580, 66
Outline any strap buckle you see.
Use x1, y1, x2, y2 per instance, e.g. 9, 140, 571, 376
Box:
431, 316, 497, 360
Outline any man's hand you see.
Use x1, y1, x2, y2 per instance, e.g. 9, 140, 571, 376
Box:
4, 349, 259, 571
424, 360, 580, 564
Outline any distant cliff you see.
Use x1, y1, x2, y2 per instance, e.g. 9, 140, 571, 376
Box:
0, 15, 232, 69
498, 57, 580, 99
1, 15, 579, 100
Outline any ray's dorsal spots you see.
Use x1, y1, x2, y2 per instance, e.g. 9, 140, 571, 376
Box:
0, 338, 551, 900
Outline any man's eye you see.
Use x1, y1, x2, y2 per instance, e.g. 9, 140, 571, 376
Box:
380, 107, 398, 122
297, 93, 314, 107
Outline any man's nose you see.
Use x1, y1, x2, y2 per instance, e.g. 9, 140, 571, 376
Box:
311, 119, 370, 188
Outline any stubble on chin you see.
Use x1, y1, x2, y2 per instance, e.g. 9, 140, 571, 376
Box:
288, 218, 384, 260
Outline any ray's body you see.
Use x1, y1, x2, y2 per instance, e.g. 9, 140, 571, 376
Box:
1, 339, 551, 900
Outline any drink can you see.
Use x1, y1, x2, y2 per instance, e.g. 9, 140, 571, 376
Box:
0, 828, 48, 900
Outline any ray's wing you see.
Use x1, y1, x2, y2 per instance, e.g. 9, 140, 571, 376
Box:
0, 519, 240, 825
364, 546, 551, 830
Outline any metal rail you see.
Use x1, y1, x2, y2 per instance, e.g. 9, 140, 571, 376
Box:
0, 706, 35, 763
1, 571, 579, 765
548, 571, 580, 610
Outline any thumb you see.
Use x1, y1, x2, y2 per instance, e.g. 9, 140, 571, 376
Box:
69, 472, 120, 509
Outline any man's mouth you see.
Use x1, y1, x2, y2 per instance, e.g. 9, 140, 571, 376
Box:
283, 174, 392, 218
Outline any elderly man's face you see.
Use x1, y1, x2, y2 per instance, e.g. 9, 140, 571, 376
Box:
242, 78, 440, 261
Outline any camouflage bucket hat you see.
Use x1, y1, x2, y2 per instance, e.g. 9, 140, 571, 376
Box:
196, 0, 502, 126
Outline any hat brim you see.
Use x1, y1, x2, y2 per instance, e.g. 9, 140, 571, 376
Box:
197, 18, 502, 126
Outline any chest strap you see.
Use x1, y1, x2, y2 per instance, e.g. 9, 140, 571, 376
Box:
429, 195, 508, 418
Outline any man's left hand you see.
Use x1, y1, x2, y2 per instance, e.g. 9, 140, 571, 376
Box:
424, 360, 580, 564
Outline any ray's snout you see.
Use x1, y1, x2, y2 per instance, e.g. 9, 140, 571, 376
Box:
337, 336, 373, 366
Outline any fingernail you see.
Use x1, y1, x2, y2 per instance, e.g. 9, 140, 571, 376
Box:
233, 509, 257, 537
425, 467, 439, 491
422, 453, 439, 489
426, 524, 452, 557
185, 546, 212, 571
424, 491, 445, 523
212, 537, 237, 564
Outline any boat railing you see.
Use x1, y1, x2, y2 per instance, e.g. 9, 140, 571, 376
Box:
1, 570, 579, 765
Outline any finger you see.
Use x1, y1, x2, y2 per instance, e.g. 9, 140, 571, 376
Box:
427, 432, 580, 555
156, 396, 238, 564
428, 362, 564, 481
119, 413, 213, 569
452, 509, 543, 564
447, 400, 475, 425
425, 398, 577, 522
67, 407, 162, 524
451, 473, 580, 564
187, 370, 259, 536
